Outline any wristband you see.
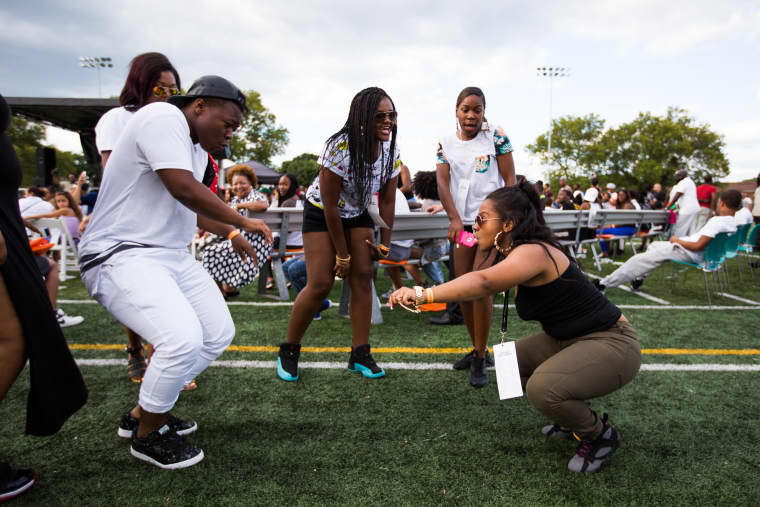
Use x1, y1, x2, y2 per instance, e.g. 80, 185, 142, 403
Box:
414, 286, 425, 307
227, 229, 241, 240
425, 288, 434, 304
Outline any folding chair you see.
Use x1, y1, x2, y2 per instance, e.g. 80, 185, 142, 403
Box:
737, 224, 759, 280
668, 232, 728, 307
31, 218, 79, 282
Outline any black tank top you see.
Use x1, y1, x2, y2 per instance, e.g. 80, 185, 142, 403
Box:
515, 262, 621, 340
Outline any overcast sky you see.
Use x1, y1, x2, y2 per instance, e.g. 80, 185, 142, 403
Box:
1, 0, 758, 182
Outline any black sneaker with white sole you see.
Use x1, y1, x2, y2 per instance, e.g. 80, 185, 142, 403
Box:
117, 411, 197, 438
130, 424, 204, 469
0, 462, 35, 502
453, 349, 495, 370
567, 413, 621, 473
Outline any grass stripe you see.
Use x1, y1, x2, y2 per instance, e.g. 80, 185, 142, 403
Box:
715, 292, 760, 305
74, 358, 760, 372
68, 343, 760, 355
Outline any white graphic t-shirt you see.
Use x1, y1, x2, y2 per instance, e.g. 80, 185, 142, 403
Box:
436, 124, 513, 225
306, 135, 401, 218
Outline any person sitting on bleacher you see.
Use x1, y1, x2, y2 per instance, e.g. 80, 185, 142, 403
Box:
595, 189, 742, 292
599, 188, 636, 257
381, 188, 430, 298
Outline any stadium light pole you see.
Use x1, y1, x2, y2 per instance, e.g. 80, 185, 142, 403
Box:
79, 57, 113, 97
536, 66, 570, 175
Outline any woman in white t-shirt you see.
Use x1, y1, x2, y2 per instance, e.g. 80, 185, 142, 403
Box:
277, 87, 401, 382
436, 86, 515, 388
92, 52, 182, 384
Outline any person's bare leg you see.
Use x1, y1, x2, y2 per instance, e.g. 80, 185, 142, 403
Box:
402, 264, 426, 285
126, 328, 143, 351
471, 248, 497, 357
452, 242, 477, 343
387, 266, 404, 289
135, 408, 168, 438
346, 228, 374, 348
0, 275, 26, 401
44, 258, 59, 308
285, 231, 336, 344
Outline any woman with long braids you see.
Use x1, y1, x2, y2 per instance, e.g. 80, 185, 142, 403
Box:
277, 87, 400, 381
92, 52, 183, 383
389, 178, 641, 474
436, 86, 515, 387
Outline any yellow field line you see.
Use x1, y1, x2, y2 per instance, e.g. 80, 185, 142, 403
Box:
69, 344, 760, 355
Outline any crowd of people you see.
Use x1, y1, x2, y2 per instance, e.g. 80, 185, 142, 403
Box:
2, 49, 759, 500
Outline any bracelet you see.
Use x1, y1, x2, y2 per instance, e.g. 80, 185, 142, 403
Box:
227, 229, 241, 240
414, 286, 425, 307
336, 254, 351, 266
425, 287, 434, 304
377, 244, 390, 258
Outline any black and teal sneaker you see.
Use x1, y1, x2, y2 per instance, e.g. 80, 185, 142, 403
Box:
277, 342, 301, 381
130, 424, 204, 470
117, 411, 197, 439
347, 344, 385, 378
0, 462, 35, 502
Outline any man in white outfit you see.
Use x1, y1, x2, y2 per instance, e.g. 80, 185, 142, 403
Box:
666, 170, 700, 237
79, 76, 272, 469
596, 189, 742, 291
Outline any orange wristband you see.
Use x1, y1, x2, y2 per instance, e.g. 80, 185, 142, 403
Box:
227, 229, 241, 240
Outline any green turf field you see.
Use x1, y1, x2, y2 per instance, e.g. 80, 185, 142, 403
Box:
2, 251, 760, 505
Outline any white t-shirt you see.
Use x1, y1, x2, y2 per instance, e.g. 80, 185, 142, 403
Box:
391, 188, 414, 248
18, 196, 54, 217
680, 215, 737, 262
95, 106, 134, 153
753, 187, 760, 217
734, 206, 753, 225
305, 135, 401, 218
79, 102, 208, 257
436, 125, 513, 225
670, 176, 699, 214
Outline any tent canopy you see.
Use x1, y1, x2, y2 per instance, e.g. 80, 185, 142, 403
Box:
243, 160, 281, 185
6, 97, 119, 164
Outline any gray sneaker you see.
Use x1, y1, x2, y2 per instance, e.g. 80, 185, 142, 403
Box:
567, 414, 620, 473
453, 349, 494, 370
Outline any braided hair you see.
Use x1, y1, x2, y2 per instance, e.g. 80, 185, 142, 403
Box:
323, 87, 397, 211
485, 177, 575, 273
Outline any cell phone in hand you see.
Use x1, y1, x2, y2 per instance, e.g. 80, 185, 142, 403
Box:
458, 230, 477, 248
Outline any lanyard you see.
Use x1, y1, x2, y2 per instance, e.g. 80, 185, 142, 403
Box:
499, 289, 510, 343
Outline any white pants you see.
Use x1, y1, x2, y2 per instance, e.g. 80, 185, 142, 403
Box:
82, 248, 235, 413
672, 210, 699, 238
601, 241, 695, 289
695, 207, 712, 231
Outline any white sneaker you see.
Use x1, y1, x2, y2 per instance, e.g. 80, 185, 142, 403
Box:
56, 309, 84, 328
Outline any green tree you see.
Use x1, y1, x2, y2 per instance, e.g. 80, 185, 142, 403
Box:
7, 116, 45, 186
597, 107, 729, 188
228, 89, 289, 165
280, 153, 319, 186
526, 114, 606, 179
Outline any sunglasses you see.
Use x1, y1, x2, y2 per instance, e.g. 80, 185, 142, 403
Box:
475, 215, 503, 227
153, 85, 181, 98
374, 111, 398, 122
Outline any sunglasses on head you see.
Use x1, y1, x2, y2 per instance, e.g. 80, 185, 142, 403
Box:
153, 85, 181, 98
475, 214, 503, 227
374, 111, 398, 122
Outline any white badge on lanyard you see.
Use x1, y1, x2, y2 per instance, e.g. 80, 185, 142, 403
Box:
493, 341, 523, 400
368, 193, 388, 229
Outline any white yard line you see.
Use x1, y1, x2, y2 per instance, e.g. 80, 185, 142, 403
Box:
75, 359, 760, 372
715, 293, 760, 305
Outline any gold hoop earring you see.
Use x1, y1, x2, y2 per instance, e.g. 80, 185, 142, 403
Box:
494, 230, 512, 256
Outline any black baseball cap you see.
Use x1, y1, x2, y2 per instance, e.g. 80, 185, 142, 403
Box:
168, 75, 248, 113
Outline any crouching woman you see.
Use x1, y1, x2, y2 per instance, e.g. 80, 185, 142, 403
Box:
389, 178, 641, 473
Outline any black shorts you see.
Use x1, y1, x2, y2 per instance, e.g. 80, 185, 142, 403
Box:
34, 255, 51, 277
302, 200, 374, 233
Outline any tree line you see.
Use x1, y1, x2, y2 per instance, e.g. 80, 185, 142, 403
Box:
526, 107, 730, 191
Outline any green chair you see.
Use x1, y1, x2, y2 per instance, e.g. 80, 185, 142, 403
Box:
738, 224, 759, 280
668, 232, 728, 306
